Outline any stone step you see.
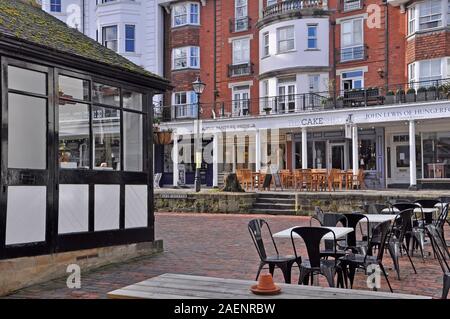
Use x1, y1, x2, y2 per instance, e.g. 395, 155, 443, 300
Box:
253, 203, 296, 210
257, 197, 296, 204
250, 208, 297, 215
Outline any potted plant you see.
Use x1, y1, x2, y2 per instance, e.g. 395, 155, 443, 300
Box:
438, 85, 448, 100
427, 86, 437, 100
417, 87, 427, 101
385, 90, 395, 104
263, 107, 272, 115
406, 88, 416, 103
336, 96, 344, 108
322, 97, 334, 109
153, 128, 173, 145
396, 89, 405, 103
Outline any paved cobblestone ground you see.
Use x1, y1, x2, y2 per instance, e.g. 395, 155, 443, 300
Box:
4, 212, 449, 299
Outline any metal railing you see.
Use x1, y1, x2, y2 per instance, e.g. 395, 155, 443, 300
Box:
228, 62, 253, 77
154, 78, 450, 122
342, 0, 362, 12
338, 45, 367, 63
262, 0, 325, 18
229, 16, 251, 33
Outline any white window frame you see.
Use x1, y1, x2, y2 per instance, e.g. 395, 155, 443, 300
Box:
340, 69, 364, 90
418, 0, 442, 31
232, 38, 250, 65
235, 0, 249, 32
263, 32, 270, 57
173, 91, 197, 118
172, 46, 200, 70
172, 2, 200, 27
418, 58, 442, 84
307, 24, 318, 49
277, 26, 295, 54
340, 18, 364, 62
102, 25, 118, 52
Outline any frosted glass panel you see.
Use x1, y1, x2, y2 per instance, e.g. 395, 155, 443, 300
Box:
94, 185, 120, 231
6, 186, 47, 245
58, 185, 89, 234
8, 93, 47, 169
125, 185, 148, 229
8, 66, 47, 95
124, 112, 143, 171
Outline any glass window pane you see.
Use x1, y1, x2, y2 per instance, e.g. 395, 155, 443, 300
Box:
423, 132, 450, 178
8, 66, 47, 95
59, 75, 89, 101
59, 102, 90, 169
8, 93, 47, 169
124, 112, 143, 171
93, 82, 120, 106
123, 90, 143, 111
93, 106, 121, 170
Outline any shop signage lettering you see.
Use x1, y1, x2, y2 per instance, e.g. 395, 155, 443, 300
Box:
364, 105, 450, 120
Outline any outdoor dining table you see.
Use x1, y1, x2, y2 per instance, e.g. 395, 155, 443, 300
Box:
107, 273, 429, 299
362, 214, 397, 223
273, 226, 354, 241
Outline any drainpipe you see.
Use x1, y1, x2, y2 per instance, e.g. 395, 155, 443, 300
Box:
331, 19, 337, 104
213, 0, 218, 106
82, 0, 85, 34
384, 2, 389, 90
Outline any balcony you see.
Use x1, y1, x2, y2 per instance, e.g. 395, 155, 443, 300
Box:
338, 45, 367, 63
341, 0, 363, 12
154, 78, 450, 122
229, 17, 251, 33
262, 0, 325, 19
228, 62, 253, 77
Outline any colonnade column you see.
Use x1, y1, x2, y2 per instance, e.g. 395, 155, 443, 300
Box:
172, 134, 179, 187
352, 126, 359, 176
409, 120, 417, 189
255, 130, 261, 172
302, 127, 308, 169
212, 133, 219, 188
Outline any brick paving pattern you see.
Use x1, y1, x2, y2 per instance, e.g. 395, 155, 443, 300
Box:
4, 212, 449, 299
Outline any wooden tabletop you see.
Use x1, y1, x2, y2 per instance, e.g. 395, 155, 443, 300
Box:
107, 273, 430, 299
273, 226, 354, 240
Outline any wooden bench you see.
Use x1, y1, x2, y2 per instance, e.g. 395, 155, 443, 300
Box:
107, 273, 430, 299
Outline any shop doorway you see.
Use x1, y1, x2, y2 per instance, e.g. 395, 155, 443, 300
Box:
329, 142, 348, 170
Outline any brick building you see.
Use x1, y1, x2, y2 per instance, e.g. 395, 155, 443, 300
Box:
155, 0, 450, 190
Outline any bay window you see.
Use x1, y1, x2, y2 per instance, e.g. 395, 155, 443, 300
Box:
173, 91, 198, 118
102, 25, 118, 52
172, 2, 200, 27
172, 46, 200, 70
408, 0, 447, 34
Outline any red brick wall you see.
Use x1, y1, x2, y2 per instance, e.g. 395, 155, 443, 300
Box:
406, 31, 450, 64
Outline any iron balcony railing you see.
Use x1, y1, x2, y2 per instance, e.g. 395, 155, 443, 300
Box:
262, 0, 325, 18
229, 16, 251, 33
342, 0, 363, 12
154, 78, 450, 122
228, 62, 254, 77
338, 45, 367, 63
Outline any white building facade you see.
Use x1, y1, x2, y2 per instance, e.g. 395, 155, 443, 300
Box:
40, 0, 165, 76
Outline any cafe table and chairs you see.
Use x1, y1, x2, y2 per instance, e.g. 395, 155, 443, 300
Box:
280, 169, 293, 189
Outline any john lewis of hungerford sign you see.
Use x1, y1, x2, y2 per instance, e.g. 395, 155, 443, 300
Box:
167, 102, 450, 135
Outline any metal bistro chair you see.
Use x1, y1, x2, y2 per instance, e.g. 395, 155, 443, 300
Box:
426, 224, 450, 299
290, 227, 344, 288
374, 209, 418, 280
434, 203, 449, 244
342, 213, 370, 254
339, 220, 394, 293
248, 219, 301, 284
360, 203, 391, 215
392, 202, 426, 258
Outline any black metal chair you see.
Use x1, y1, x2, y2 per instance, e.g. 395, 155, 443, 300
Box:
384, 209, 417, 280
434, 203, 449, 244
425, 224, 450, 299
290, 227, 343, 288
248, 219, 301, 284
339, 220, 394, 293
392, 202, 425, 258
341, 213, 370, 254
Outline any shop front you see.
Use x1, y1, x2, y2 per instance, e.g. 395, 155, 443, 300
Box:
161, 98, 450, 190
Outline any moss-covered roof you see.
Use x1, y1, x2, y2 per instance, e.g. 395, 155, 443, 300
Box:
0, 0, 165, 81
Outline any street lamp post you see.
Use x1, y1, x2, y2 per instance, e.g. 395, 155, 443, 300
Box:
192, 77, 206, 192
